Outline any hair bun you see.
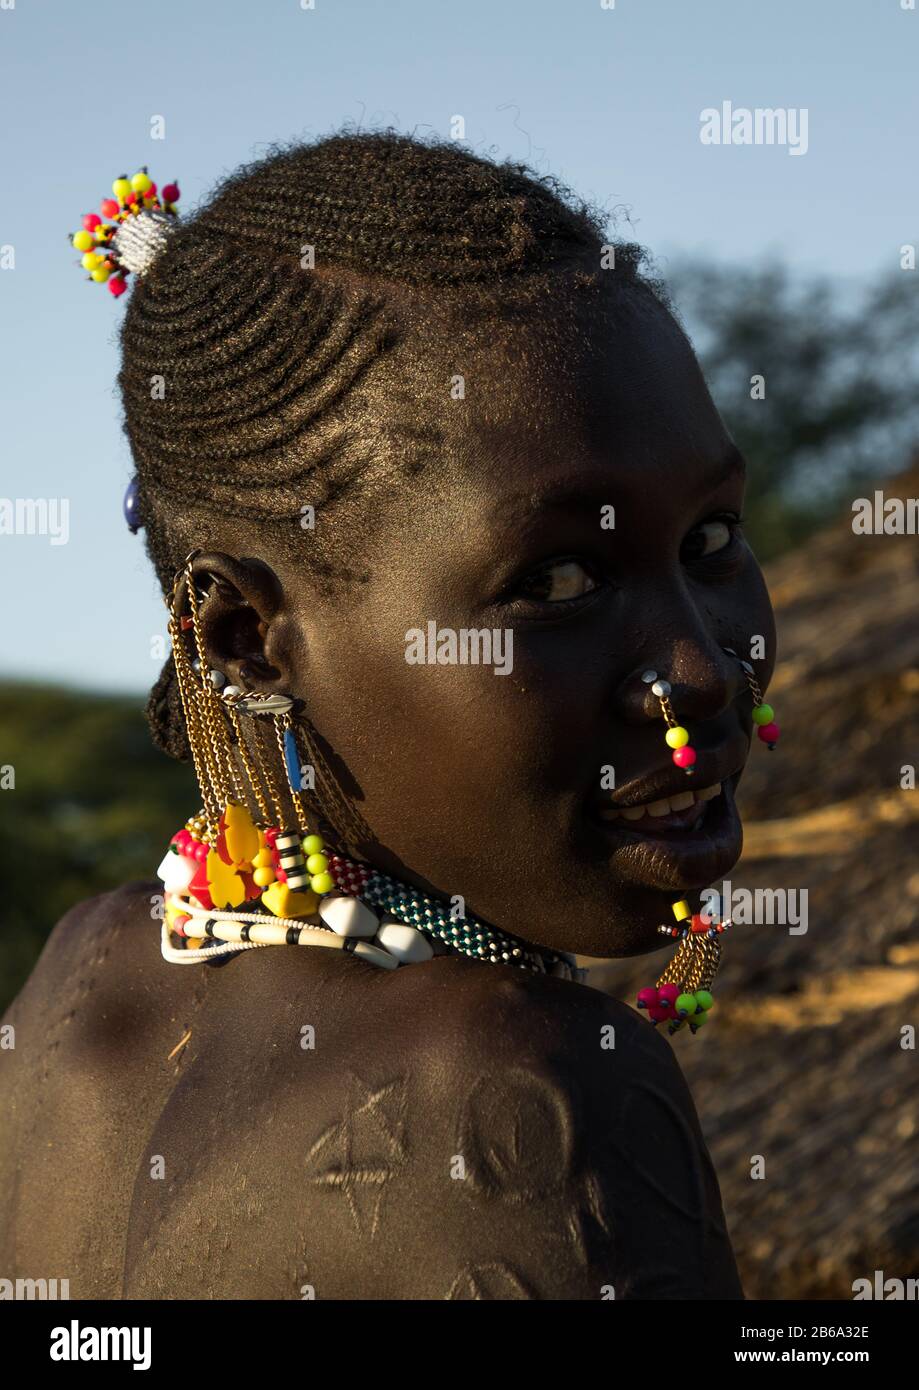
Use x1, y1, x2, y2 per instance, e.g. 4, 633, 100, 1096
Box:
70, 168, 180, 298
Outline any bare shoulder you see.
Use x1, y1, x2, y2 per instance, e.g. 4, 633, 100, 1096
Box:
219, 956, 744, 1300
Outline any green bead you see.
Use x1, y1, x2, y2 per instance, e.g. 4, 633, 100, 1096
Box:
752, 703, 774, 726
310, 872, 334, 894
695, 989, 714, 1011
302, 834, 325, 855
689, 1011, 708, 1028
305, 852, 328, 875
675, 992, 696, 1016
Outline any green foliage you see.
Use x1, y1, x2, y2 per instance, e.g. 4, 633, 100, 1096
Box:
669, 258, 919, 559
0, 682, 192, 1012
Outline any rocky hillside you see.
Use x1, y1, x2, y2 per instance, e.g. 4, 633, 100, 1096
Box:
589, 465, 919, 1299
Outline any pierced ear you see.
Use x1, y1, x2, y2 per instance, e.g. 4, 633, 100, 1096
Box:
187, 551, 290, 692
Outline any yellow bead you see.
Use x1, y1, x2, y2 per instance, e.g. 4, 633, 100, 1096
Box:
131, 170, 152, 193
252, 848, 274, 868
252, 866, 275, 887
91, 266, 111, 282
672, 899, 692, 921
72, 230, 95, 252
665, 726, 689, 749
305, 853, 328, 875
112, 177, 132, 201
186, 937, 205, 950
81, 252, 101, 270
310, 872, 335, 895
302, 834, 325, 856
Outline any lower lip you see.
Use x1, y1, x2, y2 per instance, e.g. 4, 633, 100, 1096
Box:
589, 778, 743, 891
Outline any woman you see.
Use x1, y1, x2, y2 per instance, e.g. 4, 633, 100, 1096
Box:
0, 131, 772, 1298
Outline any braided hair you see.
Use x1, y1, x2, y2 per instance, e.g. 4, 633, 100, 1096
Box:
118, 128, 666, 759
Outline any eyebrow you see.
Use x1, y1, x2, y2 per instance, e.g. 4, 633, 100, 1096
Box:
502, 443, 747, 521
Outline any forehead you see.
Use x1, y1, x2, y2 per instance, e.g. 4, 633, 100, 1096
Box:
423, 294, 733, 507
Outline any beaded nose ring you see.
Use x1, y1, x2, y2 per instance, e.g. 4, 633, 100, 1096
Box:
636, 646, 781, 1037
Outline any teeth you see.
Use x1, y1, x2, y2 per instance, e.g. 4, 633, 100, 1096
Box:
601, 782, 722, 822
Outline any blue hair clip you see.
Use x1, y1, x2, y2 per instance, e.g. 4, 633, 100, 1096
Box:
123, 475, 142, 533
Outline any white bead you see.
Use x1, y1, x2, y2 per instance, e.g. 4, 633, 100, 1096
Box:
641, 669, 658, 684
157, 851, 197, 894
353, 940, 401, 970
209, 668, 226, 688
651, 679, 671, 697
222, 685, 241, 698
375, 919, 434, 963
318, 892, 379, 938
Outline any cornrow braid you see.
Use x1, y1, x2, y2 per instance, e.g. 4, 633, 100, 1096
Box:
118, 127, 664, 759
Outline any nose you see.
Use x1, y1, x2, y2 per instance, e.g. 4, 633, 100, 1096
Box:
619, 642, 745, 728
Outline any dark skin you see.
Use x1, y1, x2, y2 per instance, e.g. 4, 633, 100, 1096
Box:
0, 296, 766, 1297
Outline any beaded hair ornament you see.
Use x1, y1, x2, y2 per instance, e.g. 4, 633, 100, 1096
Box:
69, 168, 180, 298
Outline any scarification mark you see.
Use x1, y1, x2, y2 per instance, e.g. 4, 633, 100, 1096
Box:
303, 1071, 409, 1239
445, 1260, 533, 1300
457, 1066, 618, 1269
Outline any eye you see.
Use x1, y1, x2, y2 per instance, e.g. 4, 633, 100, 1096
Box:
681, 514, 742, 565
509, 558, 600, 605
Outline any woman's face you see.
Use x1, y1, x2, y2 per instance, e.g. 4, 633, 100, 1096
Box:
262, 294, 775, 958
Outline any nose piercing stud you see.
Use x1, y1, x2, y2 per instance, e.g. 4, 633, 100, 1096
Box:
641, 670, 697, 774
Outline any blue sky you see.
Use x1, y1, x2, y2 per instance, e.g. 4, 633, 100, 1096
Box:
1, 0, 916, 691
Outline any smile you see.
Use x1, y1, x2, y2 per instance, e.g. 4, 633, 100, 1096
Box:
595, 781, 722, 831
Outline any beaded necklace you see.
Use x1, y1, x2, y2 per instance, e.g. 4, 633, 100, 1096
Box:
158, 816, 585, 983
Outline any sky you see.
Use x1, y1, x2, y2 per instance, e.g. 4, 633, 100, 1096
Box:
1, 0, 917, 691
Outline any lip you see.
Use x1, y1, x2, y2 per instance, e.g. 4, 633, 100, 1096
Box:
588, 746, 748, 892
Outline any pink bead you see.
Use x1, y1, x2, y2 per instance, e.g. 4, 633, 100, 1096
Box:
162, 182, 180, 203
757, 722, 780, 744
672, 745, 696, 768
648, 1004, 671, 1023
658, 983, 680, 1004
636, 987, 658, 1010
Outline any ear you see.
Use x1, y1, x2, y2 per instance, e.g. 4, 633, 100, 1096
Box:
186, 551, 296, 694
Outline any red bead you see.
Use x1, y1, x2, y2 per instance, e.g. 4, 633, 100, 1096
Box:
757, 722, 780, 745
100, 198, 119, 218
82, 213, 101, 231
672, 745, 697, 769
264, 827, 279, 847
162, 182, 180, 203
658, 983, 680, 1005
275, 866, 287, 883
195, 842, 208, 862
108, 277, 127, 297
690, 913, 708, 934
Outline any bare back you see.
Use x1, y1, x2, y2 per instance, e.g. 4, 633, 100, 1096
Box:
0, 884, 743, 1299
